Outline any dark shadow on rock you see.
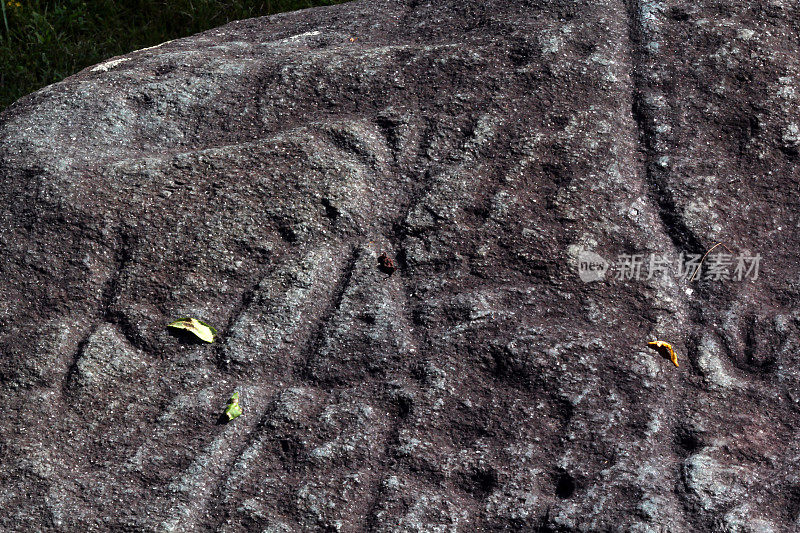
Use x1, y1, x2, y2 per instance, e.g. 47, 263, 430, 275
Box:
554, 471, 577, 499
167, 327, 213, 345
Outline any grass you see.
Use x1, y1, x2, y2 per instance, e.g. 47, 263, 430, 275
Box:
0, 0, 350, 112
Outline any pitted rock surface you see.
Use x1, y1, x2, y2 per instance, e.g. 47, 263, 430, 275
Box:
1, 0, 800, 531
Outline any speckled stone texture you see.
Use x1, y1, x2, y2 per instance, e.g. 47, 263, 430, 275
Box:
1, 0, 799, 531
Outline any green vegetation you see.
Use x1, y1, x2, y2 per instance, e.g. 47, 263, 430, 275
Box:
224, 392, 242, 421
0, 0, 349, 111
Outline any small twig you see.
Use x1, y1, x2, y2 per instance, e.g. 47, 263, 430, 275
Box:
688, 242, 734, 282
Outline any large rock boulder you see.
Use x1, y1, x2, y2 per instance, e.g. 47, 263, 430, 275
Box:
1, 0, 799, 530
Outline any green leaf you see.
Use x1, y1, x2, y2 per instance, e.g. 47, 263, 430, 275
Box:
224, 392, 242, 421
167, 317, 217, 343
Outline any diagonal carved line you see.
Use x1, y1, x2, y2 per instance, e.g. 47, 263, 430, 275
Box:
61, 233, 133, 395
361, 275, 422, 528
213, 251, 278, 372
60, 322, 101, 396
177, 243, 361, 530
183, 392, 282, 532
624, 0, 703, 255
297, 244, 360, 383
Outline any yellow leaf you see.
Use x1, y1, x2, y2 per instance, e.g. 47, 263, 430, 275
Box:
648, 340, 678, 367
167, 317, 217, 343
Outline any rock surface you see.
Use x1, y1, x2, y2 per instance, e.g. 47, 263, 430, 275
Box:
1, 0, 800, 530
